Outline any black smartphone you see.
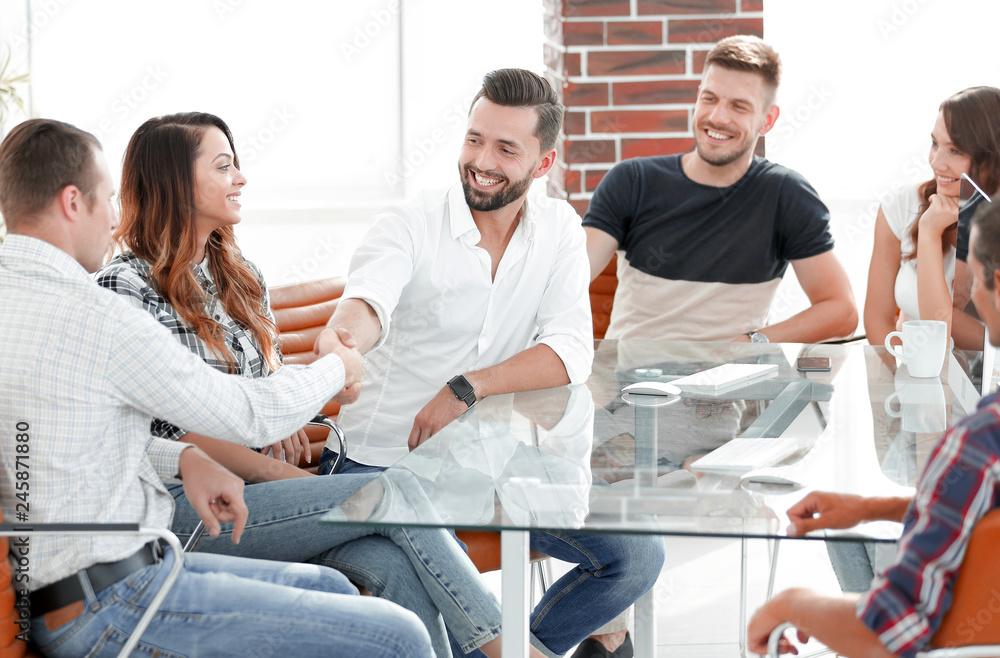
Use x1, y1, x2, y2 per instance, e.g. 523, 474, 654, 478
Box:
797, 356, 831, 372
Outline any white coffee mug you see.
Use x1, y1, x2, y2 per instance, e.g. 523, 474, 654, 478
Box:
884, 320, 948, 378
884, 379, 947, 433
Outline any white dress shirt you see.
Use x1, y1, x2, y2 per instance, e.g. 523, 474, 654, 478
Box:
0, 235, 345, 589
336, 182, 594, 466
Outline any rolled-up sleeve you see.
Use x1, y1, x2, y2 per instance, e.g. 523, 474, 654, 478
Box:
533, 206, 594, 384
341, 205, 423, 351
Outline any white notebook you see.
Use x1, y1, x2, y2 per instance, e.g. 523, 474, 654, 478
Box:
690, 438, 799, 474
670, 363, 778, 394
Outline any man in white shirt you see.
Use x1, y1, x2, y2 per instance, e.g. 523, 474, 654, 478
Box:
0, 118, 431, 657
320, 69, 664, 658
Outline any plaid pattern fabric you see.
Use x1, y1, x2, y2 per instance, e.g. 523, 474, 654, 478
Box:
858, 391, 1000, 657
96, 252, 279, 441
0, 235, 344, 589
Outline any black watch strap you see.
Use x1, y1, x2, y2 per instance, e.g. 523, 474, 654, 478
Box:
447, 375, 476, 408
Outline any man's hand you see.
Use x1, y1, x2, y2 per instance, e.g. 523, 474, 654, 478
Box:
333, 382, 363, 405
747, 591, 806, 655
316, 327, 363, 388
786, 491, 868, 536
408, 385, 470, 451
177, 446, 248, 544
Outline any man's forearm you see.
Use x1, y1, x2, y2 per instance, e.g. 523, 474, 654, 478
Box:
465, 344, 569, 400
861, 496, 912, 523
750, 297, 858, 343
757, 589, 893, 658
327, 297, 382, 354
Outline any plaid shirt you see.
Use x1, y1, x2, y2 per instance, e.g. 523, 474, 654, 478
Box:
858, 391, 1000, 656
96, 253, 278, 441
0, 235, 344, 589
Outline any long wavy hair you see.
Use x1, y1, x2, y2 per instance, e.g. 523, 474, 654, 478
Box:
115, 112, 279, 372
906, 86, 1000, 260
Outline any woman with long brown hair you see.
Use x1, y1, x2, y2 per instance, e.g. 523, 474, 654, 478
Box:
96, 112, 530, 658
865, 86, 1000, 350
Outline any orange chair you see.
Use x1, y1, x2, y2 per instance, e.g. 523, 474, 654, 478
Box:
921, 508, 1000, 655
590, 258, 617, 340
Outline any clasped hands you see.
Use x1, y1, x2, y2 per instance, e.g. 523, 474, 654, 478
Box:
261, 327, 363, 464
316, 326, 364, 404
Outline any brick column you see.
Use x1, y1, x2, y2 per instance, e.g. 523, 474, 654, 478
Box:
543, 0, 764, 337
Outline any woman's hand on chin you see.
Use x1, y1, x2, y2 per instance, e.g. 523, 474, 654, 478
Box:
919, 193, 960, 236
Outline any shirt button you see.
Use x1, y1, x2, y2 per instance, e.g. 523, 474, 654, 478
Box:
215, 315, 221, 320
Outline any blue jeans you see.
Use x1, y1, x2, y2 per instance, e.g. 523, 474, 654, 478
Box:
167, 473, 500, 657
826, 540, 877, 593
320, 450, 667, 657
29, 549, 432, 657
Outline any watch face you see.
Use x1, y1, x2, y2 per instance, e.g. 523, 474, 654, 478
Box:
449, 376, 474, 399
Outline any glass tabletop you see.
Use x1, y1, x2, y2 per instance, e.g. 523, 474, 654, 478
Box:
320, 340, 981, 543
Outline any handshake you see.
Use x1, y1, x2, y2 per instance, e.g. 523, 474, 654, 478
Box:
316, 327, 364, 404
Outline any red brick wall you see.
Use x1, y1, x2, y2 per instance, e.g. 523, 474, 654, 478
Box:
544, 0, 764, 217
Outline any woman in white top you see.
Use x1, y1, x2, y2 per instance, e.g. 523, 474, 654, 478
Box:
865, 86, 1000, 350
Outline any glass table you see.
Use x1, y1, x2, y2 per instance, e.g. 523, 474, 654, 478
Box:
320, 340, 981, 657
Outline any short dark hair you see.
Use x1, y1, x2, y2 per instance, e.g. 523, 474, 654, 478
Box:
972, 198, 1000, 290
470, 68, 564, 152
704, 35, 781, 104
0, 119, 101, 229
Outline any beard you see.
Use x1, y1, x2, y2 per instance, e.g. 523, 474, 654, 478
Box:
460, 164, 535, 212
692, 125, 759, 167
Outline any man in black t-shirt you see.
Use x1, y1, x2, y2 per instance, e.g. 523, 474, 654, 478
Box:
585, 35, 857, 344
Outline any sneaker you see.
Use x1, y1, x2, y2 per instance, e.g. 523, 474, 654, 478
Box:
568, 632, 634, 658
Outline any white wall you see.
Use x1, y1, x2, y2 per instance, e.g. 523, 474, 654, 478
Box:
765, 0, 1000, 329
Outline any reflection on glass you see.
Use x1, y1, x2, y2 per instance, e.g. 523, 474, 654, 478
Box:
959, 172, 992, 209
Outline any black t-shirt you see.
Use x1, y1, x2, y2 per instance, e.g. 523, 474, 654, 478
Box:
583, 155, 835, 284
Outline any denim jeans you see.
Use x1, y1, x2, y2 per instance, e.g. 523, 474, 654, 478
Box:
167, 473, 500, 657
826, 539, 877, 593
321, 450, 667, 658
29, 549, 433, 657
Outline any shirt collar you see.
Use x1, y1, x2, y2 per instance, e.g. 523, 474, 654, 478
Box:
447, 181, 539, 242
0, 234, 92, 282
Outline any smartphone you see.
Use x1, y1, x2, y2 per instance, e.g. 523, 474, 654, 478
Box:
797, 356, 831, 372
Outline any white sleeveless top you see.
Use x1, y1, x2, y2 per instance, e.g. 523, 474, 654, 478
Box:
883, 185, 956, 321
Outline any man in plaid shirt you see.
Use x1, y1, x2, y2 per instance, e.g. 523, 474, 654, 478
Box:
748, 200, 1000, 656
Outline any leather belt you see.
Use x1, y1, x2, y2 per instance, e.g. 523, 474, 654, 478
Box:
30, 542, 160, 616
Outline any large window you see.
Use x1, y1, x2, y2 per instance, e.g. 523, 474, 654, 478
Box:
6, 0, 542, 209
766, 0, 1000, 318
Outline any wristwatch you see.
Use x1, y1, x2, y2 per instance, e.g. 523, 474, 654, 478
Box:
746, 331, 769, 344
447, 375, 477, 408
